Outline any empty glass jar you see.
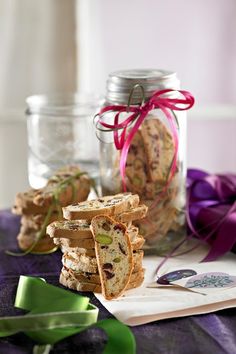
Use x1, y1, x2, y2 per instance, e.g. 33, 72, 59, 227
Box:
26, 93, 103, 188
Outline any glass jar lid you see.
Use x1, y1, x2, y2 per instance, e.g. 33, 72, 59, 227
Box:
106, 69, 180, 104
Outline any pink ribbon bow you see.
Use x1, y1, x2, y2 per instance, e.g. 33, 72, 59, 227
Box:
97, 88, 195, 191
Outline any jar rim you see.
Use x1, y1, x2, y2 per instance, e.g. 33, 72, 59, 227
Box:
26, 92, 104, 116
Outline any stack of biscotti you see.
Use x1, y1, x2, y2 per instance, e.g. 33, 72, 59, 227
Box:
12, 166, 90, 253
46, 193, 148, 299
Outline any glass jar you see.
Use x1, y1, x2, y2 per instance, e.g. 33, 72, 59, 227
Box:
26, 93, 103, 189
99, 69, 190, 254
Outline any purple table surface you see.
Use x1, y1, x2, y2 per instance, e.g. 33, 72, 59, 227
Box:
0, 210, 236, 354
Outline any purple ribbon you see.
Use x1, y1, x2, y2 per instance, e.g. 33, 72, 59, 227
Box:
187, 169, 236, 261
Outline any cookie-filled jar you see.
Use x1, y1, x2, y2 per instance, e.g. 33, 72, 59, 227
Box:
97, 69, 194, 254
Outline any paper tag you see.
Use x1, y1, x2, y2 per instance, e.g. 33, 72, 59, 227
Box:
185, 272, 236, 289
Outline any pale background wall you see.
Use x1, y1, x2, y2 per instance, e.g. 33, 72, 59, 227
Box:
0, 0, 76, 208
78, 0, 236, 105
77, 0, 236, 173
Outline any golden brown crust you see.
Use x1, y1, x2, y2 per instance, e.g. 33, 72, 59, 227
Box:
62, 193, 140, 221
115, 204, 148, 223
46, 220, 92, 239
17, 233, 55, 253
53, 237, 94, 249
33, 174, 90, 207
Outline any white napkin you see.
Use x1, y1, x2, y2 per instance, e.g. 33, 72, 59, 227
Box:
95, 244, 236, 325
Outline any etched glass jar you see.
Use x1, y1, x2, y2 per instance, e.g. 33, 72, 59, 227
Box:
26, 93, 103, 189
98, 69, 191, 254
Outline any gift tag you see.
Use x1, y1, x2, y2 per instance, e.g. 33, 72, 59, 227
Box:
147, 269, 206, 295
185, 272, 236, 289
147, 257, 236, 295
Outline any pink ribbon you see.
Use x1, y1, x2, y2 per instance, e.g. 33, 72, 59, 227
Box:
97, 89, 195, 191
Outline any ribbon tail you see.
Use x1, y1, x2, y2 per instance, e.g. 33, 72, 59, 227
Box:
95, 319, 136, 354
202, 210, 236, 262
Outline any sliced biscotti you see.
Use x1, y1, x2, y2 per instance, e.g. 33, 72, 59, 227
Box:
12, 173, 90, 216
60, 246, 96, 257
125, 130, 147, 193
47, 208, 145, 241
62, 193, 139, 220
55, 232, 144, 252
33, 173, 90, 207
130, 234, 145, 251
115, 204, 148, 223
48, 221, 138, 242
54, 237, 94, 249
90, 215, 133, 300
47, 220, 92, 239
12, 189, 53, 215
62, 252, 98, 273
62, 265, 145, 285
60, 272, 101, 293
60, 273, 144, 293
60, 266, 145, 293
17, 233, 55, 253
140, 117, 174, 182
21, 212, 61, 230
133, 250, 144, 272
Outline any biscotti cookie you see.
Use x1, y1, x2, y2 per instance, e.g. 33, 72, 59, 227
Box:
61, 249, 143, 275
60, 246, 96, 257
127, 225, 139, 239
130, 234, 145, 251
47, 220, 92, 239
33, 174, 90, 207
55, 229, 143, 252
133, 250, 144, 272
62, 265, 145, 285
90, 215, 133, 300
12, 189, 54, 215
54, 237, 94, 249
60, 273, 144, 293
21, 212, 61, 230
125, 130, 147, 193
48, 222, 138, 241
13, 169, 90, 216
47, 165, 83, 183
136, 200, 177, 240
60, 267, 145, 293
115, 204, 148, 223
17, 234, 55, 253
56, 233, 144, 253
144, 172, 179, 200
140, 117, 174, 182
63, 193, 139, 220
62, 252, 98, 273
59, 272, 101, 293
47, 209, 145, 240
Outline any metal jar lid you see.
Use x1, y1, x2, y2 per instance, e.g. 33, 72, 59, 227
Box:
106, 69, 180, 104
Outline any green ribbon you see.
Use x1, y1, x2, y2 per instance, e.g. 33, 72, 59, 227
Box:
0, 276, 136, 354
